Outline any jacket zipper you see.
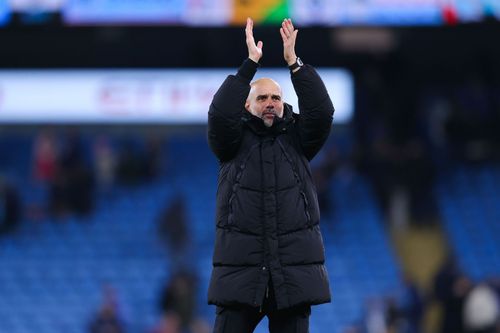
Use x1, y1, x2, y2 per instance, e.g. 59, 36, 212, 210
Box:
259, 141, 270, 313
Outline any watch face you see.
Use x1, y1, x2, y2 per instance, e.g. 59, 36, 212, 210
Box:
297, 58, 303, 66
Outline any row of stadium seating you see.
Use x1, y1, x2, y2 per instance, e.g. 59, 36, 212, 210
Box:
436, 164, 500, 281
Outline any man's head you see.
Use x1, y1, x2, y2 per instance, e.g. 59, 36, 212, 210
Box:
245, 78, 284, 127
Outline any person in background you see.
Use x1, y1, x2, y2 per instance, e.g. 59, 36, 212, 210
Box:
157, 195, 190, 268
89, 285, 126, 333
0, 177, 21, 236
434, 256, 471, 333
93, 135, 116, 197
158, 270, 210, 333
397, 275, 424, 333
463, 281, 499, 333
32, 129, 58, 183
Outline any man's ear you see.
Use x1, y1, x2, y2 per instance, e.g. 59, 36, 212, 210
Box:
245, 100, 250, 112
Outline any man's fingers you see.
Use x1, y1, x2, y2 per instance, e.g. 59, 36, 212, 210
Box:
286, 19, 295, 36
281, 20, 290, 37
279, 27, 287, 43
245, 18, 252, 37
246, 17, 253, 30
280, 23, 297, 45
246, 17, 254, 39
282, 18, 296, 40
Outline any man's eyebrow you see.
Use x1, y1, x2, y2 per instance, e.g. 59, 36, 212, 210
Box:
256, 94, 281, 99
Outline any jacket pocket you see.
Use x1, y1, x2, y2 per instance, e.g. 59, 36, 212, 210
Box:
300, 191, 312, 226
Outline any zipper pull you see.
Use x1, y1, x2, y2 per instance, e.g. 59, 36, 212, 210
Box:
266, 287, 269, 299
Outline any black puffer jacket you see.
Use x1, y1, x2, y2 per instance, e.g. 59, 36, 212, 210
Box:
207, 59, 334, 310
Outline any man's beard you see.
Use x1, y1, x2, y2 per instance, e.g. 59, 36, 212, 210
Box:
262, 110, 276, 127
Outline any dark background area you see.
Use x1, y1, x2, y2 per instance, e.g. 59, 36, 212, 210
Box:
1, 23, 499, 72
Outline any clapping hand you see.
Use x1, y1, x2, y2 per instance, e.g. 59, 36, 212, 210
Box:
280, 18, 298, 66
246, 17, 263, 63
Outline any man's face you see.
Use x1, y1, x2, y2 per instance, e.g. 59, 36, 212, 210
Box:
245, 78, 284, 127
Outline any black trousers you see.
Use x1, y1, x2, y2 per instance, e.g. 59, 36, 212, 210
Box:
213, 280, 311, 333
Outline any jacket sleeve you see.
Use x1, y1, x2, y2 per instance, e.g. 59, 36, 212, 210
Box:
291, 65, 335, 161
208, 59, 259, 162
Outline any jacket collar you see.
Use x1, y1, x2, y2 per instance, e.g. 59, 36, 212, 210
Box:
242, 103, 295, 136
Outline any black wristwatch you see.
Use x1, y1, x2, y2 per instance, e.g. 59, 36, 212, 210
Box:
288, 57, 303, 72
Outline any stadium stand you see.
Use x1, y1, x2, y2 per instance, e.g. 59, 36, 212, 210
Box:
0, 133, 402, 333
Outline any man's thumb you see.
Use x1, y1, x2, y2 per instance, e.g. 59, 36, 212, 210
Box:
257, 41, 263, 49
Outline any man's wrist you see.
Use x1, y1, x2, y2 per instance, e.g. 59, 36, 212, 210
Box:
249, 56, 260, 64
288, 57, 303, 72
286, 59, 296, 66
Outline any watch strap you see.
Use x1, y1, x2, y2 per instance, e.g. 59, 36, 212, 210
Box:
288, 57, 303, 71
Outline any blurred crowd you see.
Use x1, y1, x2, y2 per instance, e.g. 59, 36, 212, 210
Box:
343, 256, 500, 333
87, 272, 210, 333
30, 129, 164, 219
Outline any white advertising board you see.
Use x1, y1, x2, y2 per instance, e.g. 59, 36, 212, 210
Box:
0, 68, 353, 124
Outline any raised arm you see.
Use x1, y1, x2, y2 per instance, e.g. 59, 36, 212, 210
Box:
280, 18, 334, 160
208, 18, 262, 162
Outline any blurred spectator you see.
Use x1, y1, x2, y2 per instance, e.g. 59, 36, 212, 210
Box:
397, 275, 424, 333
157, 195, 190, 267
143, 136, 164, 181
0, 177, 21, 236
116, 136, 164, 186
116, 140, 145, 186
50, 131, 94, 217
159, 270, 198, 333
434, 255, 472, 333
32, 129, 59, 183
48, 170, 70, 217
463, 282, 499, 333
385, 296, 404, 333
89, 285, 126, 333
93, 135, 116, 196
66, 166, 94, 217
363, 298, 388, 333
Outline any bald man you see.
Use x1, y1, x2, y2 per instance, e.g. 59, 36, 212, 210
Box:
207, 18, 335, 333
245, 78, 284, 128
